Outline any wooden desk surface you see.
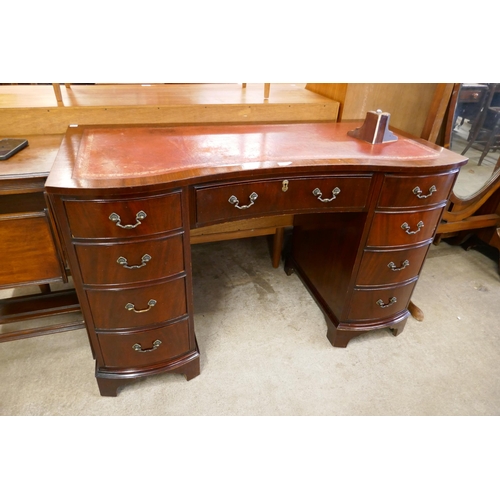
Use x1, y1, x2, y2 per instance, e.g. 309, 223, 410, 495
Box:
0, 134, 63, 180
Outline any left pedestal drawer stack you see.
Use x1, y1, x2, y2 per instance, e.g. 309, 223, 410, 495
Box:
53, 190, 200, 396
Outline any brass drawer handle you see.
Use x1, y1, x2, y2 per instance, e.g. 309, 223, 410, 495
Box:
117, 254, 152, 269
312, 187, 341, 202
132, 339, 162, 353
401, 221, 424, 235
412, 185, 437, 199
228, 192, 258, 209
125, 299, 157, 313
376, 297, 397, 308
387, 260, 410, 271
109, 210, 147, 229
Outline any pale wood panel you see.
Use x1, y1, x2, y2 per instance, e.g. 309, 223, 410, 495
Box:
1, 83, 339, 135
305, 83, 348, 104
306, 83, 439, 138
190, 215, 294, 245
420, 83, 454, 143
1, 83, 319, 108
191, 215, 294, 235
0, 102, 339, 135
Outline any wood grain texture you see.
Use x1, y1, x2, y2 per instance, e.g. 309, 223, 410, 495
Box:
0, 84, 339, 135
306, 83, 439, 137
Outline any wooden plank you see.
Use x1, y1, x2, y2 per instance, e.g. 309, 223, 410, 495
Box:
191, 227, 280, 244
420, 83, 454, 143
1, 83, 326, 108
191, 215, 294, 235
436, 214, 500, 234
0, 319, 85, 343
0, 102, 339, 135
307, 83, 439, 138
0, 289, 80, 324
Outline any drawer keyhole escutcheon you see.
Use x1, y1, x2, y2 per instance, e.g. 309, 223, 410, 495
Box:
125, 299, 157, 313
228, 192, 258, 209
109, 210, 147, 229
312, 187, 341, 202
412, 185, 437, 199
387, 260, 410, 271
117, 254, 152, 269
132, 339, 162, 353
282, 180, 289, 192
401, 221, 424, 235
376, 297, 397, 308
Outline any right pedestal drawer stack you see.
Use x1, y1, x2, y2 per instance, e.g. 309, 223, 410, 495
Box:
351, 172, 457, 322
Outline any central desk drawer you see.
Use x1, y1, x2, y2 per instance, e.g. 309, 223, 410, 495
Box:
195, 176, 372, 225
75, 234, 185, 285
86, 278, 187, 330
65, 192, 183, 239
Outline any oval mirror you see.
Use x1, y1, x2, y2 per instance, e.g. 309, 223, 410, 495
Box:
449, 83, 500, 198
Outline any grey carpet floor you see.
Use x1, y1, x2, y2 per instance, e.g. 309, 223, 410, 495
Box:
1, 236, 499, 416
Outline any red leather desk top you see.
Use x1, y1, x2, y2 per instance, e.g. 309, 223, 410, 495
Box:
73, 123, 442, 180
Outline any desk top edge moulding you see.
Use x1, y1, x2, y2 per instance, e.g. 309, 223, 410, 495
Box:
44, 121, 468, 396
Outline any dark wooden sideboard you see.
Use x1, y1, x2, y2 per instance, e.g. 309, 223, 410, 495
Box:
0, 134, 83, 341
44, 122, 467, 396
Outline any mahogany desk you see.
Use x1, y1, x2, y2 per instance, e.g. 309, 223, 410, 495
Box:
45, 122, 467, 396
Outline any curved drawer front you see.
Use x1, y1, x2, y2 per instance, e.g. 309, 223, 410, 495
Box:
195, 176, 372, 225
378, 172, 456, 209
357, 243, 430, 286
347, 281, 417, 321
75, 234, 185, 285
87, 278, 187, 330
98, 319, 191, 369
367, 206, 443, 247
65, 192, 183, 239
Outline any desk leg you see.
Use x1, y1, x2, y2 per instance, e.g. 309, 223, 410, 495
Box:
272, 227, 285, 268
96, 352, 201, 396
325, 315, 409, 348
97, 378, 123, 397
325, 317, 355, 348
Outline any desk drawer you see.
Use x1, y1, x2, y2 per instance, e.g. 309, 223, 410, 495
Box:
367, 206, 443, 247
378, 173, 456, 209
348, 281, 416, 321
65, 192, 183, 239
87, 277, 187, 330
75, 234, 185, 285
98, 319, 191, 369
356, 243, 429, 286
195, 176, 372, 225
